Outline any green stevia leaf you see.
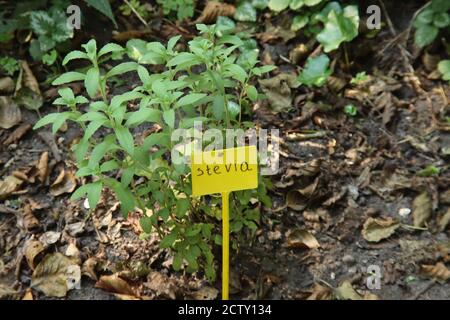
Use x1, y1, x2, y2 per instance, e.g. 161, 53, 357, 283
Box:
85, 67, 100, 98
51, 112, 71, 134
125, 108, 161, 127
33, 113, 60, 130
121, 167, 134, 187
62, 50, 88, 65
298, 54, 331, 87
268, 0, 290, 12
78, 111, 108, 122
75, 96, 89, 104
100, 160, 119, 172
212, 95, 225, 120
52, 72, 85, 85
290, 0, 304, 10
140, 52, 165, 65
112, 183, 135, 217
253, 0, 269, 9
160, 229, 178, 248
114, 125, 134, 155
89, 136, 114, 168
167, 35, 182, 52
82, 0, 117, 27
158, 208, 170, 221
252, 64, 277, 75
176, 198, 190, 218
143, 132, 170, 149
224, 64, 247, 83
82, 39, 97, 61
414, 24, 438, 48
98, 43, 124, 57
246, 85, 258, 101
140, 216, 152, 234
234, 2, 257, 22
173, 253, 183, 271
58, 88, 75, 102
305, 0, 322, 6
126, 39, 147, 61
176, 93, 207, 108
83, 120, 105, 141
167, 52, 198, 67
106, 62, 138, 78
74, 138, 89, 163
292, 15, 309, 31
87, 181, 103, 209
438, 60, 450, 81
163, 109, 175, 128
316, 5, 359, 52
434, 12, 450, 28
227, 101, 241, 118
70, 183, 90, 201
76, 166, 92, 177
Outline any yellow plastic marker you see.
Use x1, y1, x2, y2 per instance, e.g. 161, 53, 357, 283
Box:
191, 146, 258, 300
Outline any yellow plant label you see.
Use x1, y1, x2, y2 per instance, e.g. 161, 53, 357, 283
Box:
191, 146, 258, 196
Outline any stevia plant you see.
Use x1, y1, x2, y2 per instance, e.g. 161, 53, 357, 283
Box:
34, 24, 275, 281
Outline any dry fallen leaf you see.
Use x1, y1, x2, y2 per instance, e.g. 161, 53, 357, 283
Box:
0, 175, 23, 199
31, 253, 80, 297
258, 73, 300, 113
39, 231, 61, 246
3, 123, 31, 145
0, 77, 15, 94
37, 151, 49, 184
50, 169, 77, 196
286, 229, 320, 249
146, 271, 179, 299
0, 96, 21, 129
24, 238, 45, 270
362, 217, 400, 243
22, 288, 33, 300
19, 203, 40, 230
189, 286, 219, 300
306, 283, 333, 300
20, 60, 41, 95
95, 273, 137, 297
438, 208, 450, 232
413, 192, 432, 228
334, 280, 363, 300
421, 262, 450, 281
195, 1, 236, 23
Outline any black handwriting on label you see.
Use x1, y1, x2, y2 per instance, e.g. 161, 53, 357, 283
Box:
196, 162, 253, 177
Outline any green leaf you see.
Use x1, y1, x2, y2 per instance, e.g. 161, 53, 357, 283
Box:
234, 2, 257, 22
316, 5, 359, 52
163, 109, 175, 128
246, 85, 258, 101
88, 136, 114, 168
52, 72, 86, 85
292, 15, 309, 31
431, 0, 450, 13
85, 68, 100, 98
176, 93, 206, 108
344, 104, 357, 116
268, 0, 290, 12
227, 101, 241, 118
175, 198, 190, 218
298, 54, 331, 87
126, 108, 161, 127
414, 24, 438, 48
438, 60, 450, 81
98, 43, 124, 57
160, 229, 178, 248
126, 39, 147, 61
290, 0, 304, 10
33, 113, 60, 130
305, 0, 322, 6
62, 50, 89, 65
100, 160, 119, 172
166, 52, 198, 67
112, 183, 135, 217
224, 64, 248, 83
58, 88, 75, 102
114, 125, 134, 155
87, 181, 103, 209
82, 0, 117, 27
433, 12, 450, 28
417, 165, 440, 177
70, 184, 90, 201
51, 112, 71, 134
106, 62, 138, 78
140, 217, 152, 233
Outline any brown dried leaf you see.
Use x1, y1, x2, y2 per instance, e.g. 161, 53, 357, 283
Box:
306, 283, 333, 300
20, 203, 40, 230
24, 238, 45, 270
438, 208, 450, 232
421, 262, 450, 281
146, 271, 180, 299
50, 169, 77, 196
0, 77, 15, 94
3, 123, 31, 145
31, 253, 80, 297
286, 229, 319, 249
95, 273, 137, 297
22, 288, 33, 300
286, 190, 308, 211
334, 280, 363, 300
196, 1, 236, 23
37, 151, 49, 184
258, 73, 300, 113
362, 217, 400, 243
20, 60, 41, 95
0, 175, 23, 200
39, 231, 61, 246
0, 96, 21, 129
413, 192, 432, 228
189, 286, 219, 300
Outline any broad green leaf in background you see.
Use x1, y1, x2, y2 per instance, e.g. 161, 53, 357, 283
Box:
291, 15, 309, 31
268, 0, 290, 12
438, 60, 450, 81
234, 2, 257, 22
316, 5, 359, 52
290, 0, 305, 10
82, 0, 118, 28
298, 54, 331, 87
414, 24, 438, 48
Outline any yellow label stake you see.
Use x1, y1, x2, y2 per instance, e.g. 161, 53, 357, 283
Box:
191, 146, 258, 300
